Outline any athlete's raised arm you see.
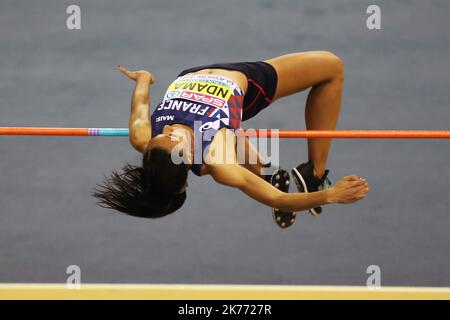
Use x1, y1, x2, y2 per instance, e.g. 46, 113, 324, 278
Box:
117, 66, 155, 153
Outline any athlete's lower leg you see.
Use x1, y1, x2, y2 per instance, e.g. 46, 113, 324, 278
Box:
305, 73, 343, 178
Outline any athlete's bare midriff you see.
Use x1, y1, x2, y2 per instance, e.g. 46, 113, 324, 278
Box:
184, 68, 248, 95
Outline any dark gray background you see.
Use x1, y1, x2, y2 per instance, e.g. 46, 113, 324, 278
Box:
0, 0, 449, 286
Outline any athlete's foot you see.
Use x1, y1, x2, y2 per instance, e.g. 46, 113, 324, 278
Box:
263, 168, 296, 229
291, 161, 331, 216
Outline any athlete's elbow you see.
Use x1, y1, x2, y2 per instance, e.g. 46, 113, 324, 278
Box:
129, 135, 148, 153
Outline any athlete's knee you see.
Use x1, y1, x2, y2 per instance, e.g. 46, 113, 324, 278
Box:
317, 51, 345, 80
328, 52, 345, 79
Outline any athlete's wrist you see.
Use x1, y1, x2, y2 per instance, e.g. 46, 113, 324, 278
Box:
324, 188, 337, 204
136, 72, 155, 84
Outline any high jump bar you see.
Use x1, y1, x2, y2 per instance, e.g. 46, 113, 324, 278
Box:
1, 127, 450, 138
0, 284, 450, 300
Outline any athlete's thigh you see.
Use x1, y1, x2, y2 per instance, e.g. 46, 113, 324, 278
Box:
264, 51, 343, 100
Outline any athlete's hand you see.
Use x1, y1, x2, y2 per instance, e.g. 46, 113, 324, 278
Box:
327, 175, 369, 204
116, 66, 155, 84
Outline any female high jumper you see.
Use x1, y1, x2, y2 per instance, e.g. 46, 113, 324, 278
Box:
93, 51, 370, 229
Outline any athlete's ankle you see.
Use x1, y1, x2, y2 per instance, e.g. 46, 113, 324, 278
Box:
313, 167, 326, 180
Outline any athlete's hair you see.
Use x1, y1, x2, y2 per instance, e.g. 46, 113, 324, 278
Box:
92, 147, 188, 218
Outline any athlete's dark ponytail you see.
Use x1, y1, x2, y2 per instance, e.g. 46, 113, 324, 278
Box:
92, 148, 188, 218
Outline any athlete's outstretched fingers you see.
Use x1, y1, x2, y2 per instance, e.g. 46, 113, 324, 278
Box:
354, 182, 369, 191
343, 174, 360, 181
356, 185, 370, 198
117, 66, 136, 80
350, 180, 366, 188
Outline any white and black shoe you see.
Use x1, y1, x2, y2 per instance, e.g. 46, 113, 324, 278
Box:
291, 161, 331, 216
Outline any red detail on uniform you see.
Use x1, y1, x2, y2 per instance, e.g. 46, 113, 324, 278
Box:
244, 91, 261, 111
227, 95, 243, 119
230, 118, 240, 129
244, 79, 272, 111
248, 79, 272, 102
229, 107, 239, 118
207, 108, 215, 116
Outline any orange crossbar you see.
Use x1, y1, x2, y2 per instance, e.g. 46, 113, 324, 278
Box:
242, 130, 450, 139
1, 127, 450, 138
0, 127, 89, 136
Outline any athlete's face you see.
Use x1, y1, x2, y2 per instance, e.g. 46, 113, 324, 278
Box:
147, 126, 193, 165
